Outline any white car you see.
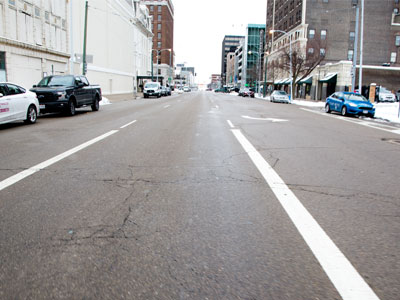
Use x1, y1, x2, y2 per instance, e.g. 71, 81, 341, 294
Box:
0, 83, 39, 125
270, 90, 290, 103
377, 87, 396, 102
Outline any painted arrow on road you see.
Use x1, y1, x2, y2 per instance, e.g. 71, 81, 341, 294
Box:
242, 115, 289, 123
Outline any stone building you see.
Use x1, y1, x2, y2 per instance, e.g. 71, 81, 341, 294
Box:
266, 0, 400, 100
0, 0, 69, 89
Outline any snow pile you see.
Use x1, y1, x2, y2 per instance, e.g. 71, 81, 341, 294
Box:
100, 96, 111, 106
230, 92, 239, 96
374, 103, 400, 123
292, 100, 325, 107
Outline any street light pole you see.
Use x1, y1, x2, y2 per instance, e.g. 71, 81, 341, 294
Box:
359, 0, 364, 94
352, 3, 360, 91
270, 29, 293, 102
152, 48, 171, 84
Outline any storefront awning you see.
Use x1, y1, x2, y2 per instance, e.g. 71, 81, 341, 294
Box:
298, 74, 313, 84
275, 78, 289, 85
319, 73, 337, 83
281, 78, 292, 85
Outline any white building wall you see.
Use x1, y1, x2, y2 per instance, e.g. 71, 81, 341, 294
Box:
0, 0, 69, 88
71, 0, 152, 95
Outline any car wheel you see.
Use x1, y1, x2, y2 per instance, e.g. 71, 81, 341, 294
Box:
325, 103, 331, 113
66, 99, 76, 116
341, 105, 347, 116
91, 96, 100, 111
24, 105, 37, 124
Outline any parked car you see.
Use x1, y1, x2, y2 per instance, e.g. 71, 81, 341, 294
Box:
0, 82, 39, 125
215, 87, 228, 93
270, 90, 290, 103
325, 92, 375, 118
376, 86, 396, 102
143, 82, 162, 98
30, 75, 102, 116
238, 88, 245, 96
183, 86, 191, 92
160, 86, 168, 97
242, 88, 255, 98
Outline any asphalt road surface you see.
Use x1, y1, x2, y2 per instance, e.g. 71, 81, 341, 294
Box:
0, 91, 399, 299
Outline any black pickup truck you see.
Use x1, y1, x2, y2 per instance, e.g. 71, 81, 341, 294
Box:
30, 75, 102, 116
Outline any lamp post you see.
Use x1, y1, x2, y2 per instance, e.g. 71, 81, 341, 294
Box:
151, 48, 172, 84
270, 29, 293, 102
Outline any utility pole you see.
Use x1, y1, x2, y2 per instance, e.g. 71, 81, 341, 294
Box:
352, 2, 359, 92
82, 1, 89, 75
359, 0, 364, 94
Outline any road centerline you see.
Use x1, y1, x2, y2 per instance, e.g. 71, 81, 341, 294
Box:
120, 120, 137, 129
0, 130, 119, 192
230, 127, 380, 300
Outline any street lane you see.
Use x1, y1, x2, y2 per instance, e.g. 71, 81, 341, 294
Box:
0, 91, 399, 299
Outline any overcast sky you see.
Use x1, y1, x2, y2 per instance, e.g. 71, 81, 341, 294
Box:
173, 0, 267, 84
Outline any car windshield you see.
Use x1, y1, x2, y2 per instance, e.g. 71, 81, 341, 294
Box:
380, 88, 391, 93
345, 94, 368, 102
275, 91, 287, 95
37, 76, 75, 87
145, 83, 158, 89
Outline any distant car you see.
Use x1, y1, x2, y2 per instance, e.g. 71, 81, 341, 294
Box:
325, 92, 375, 118
376, 86, 396, 102
144, 82, 161, 98
271, 90, 290, 103
183, 86, 191, 92
242, 88, 255, 98
0, 83, 39, 125
177, 88, 184, 94
160, 86, 168, 97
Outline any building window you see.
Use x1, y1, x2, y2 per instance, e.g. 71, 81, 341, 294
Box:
34, 7, 40, 17
320, 48, 326, 56
349, 31, 355, 41
0, 52, 6, 82
157, 23, 161, 30
158, 5, 162, 12
348, 50, 354, 60
158, 15, 161, 21
8, 0, 15, 6
394, 8, 399, 14
322, 0, 328, 2
150, 5, 153, 11
157, 41, 161, 48
391, 52, 397, 63
308, 47, 314, 54
396, 35, 400, 46
45, 11, 50, 22
158, 33, 161, 39
321, 30, 327, 40
309, 29, 315, 39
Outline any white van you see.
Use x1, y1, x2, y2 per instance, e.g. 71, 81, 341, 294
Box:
144, 82, 161, 98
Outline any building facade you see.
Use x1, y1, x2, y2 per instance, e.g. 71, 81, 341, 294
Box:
71, 0, 153, 95
142, 0, 174, 86
226, 52, 235, 85
0, 0, 69, 89
221, 35, 244, 85
266, 0, 400, 100
241, 24, 265, 90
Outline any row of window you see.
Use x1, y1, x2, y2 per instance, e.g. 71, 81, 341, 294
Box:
149, 5, 162, 12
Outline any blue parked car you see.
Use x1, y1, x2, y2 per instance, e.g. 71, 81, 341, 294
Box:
325, 92, 375, 118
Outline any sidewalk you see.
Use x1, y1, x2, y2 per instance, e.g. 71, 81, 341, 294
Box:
103, 92, 143, 103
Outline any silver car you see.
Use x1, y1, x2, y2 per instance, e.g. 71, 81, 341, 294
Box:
270, 90, 290, 103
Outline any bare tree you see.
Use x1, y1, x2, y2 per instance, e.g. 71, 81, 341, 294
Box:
277, 37, 326, 98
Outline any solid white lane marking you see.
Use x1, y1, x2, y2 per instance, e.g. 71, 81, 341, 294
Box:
0, 130, 119, 192
120, 120, 137, 129
227, 120, 234, 128
301, 108, 400, 135
164, 105, 171, 108
231, 128, 380, 300
242, 115, 288, 123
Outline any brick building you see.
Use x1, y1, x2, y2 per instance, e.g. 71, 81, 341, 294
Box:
142, 0, 174, 85
266, 0, 400, 100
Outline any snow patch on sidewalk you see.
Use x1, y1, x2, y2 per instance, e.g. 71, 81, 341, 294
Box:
374, 103, 400, 123
100, 96, 111, 106
292, 100, 325, 108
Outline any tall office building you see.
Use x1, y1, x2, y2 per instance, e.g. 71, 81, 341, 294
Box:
266, 0, 400, 99
142, 0, 174, 84
221, 35, 244, 85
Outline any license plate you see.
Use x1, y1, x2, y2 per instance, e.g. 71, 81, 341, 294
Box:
363, 110, 368, 114
39, 104, 45, 109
